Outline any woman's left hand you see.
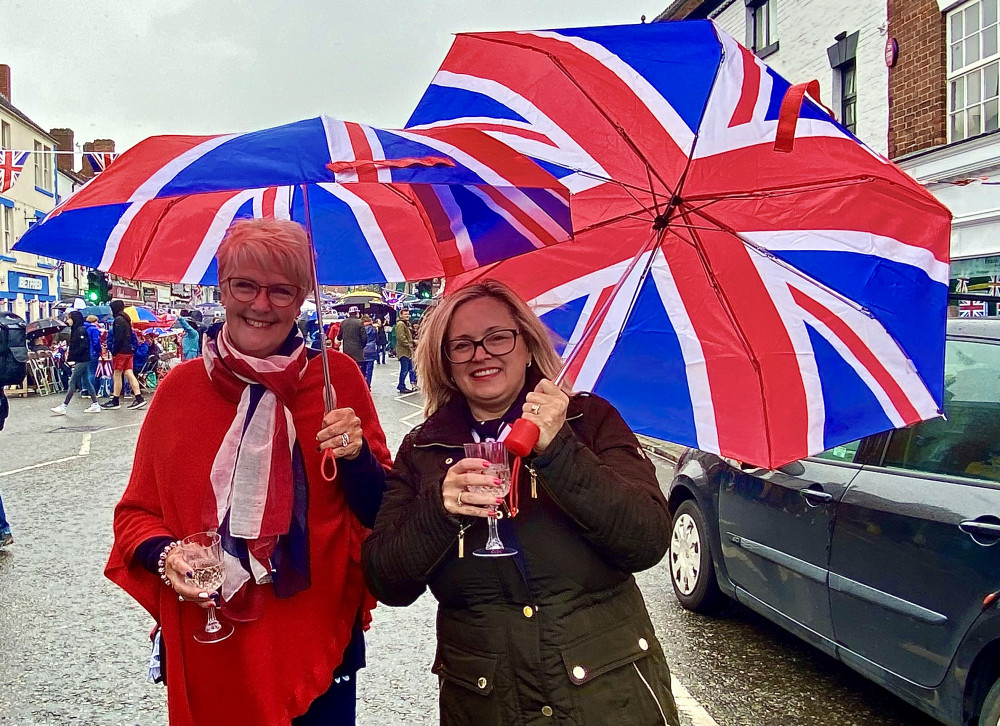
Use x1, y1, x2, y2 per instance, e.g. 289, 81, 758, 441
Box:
522, 378, 570, 453
317, 407, 363, 460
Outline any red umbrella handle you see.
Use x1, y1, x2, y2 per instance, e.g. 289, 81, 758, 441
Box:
321, 447, 338, 482
774, 80, 835, 153
505, 418, 540, 458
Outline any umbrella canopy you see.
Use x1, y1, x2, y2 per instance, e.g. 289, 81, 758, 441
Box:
12, 116, 572, 287
418, 20, 952, 468
25, 318, 68, 339
79, 304, 113, 321
332, 300, 393, 318
336, 292, 384, 307
123, 305, 158, 323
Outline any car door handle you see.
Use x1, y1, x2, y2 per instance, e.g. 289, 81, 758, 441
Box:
800, 488, 833, 504
959, 519, 1000, 542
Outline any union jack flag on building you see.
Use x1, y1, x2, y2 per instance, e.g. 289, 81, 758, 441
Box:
85, 152, 118, 174
987, 275, 1000, 296
959, 299, 988, 317
0, 149, 30, 193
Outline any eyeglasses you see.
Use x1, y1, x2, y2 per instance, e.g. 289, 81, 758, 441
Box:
223, 278, 301, 308
444, 328, 520, 364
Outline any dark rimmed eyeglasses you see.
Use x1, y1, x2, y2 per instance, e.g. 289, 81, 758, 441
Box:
444, 328, 520, 364
223, 278, 301, 308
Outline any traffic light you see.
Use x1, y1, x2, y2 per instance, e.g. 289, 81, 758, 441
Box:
86, 270, 109, 303
416, 279, 433, 299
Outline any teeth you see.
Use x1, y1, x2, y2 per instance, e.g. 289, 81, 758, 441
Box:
245, 319, 272, 328
472, 368, 500, 378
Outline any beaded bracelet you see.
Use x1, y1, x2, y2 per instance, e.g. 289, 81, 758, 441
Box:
157, 540, 182, 589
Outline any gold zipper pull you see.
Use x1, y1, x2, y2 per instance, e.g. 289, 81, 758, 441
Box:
529, 466, 538, 498
458, 525, 467, 559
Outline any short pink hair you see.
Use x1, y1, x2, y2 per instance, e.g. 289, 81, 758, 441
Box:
216, 219, 314, 293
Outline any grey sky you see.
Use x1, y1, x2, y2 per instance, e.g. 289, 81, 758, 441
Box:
2, 1, 657, 152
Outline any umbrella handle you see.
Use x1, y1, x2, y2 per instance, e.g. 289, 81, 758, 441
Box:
321, 447, 338, 482
505, 418, 540, 458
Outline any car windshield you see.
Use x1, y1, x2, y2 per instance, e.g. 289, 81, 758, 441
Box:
883, 339, 1000, 482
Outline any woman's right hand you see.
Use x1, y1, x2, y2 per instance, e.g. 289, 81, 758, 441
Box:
163, 548, 217, 610
442, 458, 504, 518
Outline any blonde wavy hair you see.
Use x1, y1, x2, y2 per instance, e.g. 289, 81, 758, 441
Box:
416, 280, 566, 418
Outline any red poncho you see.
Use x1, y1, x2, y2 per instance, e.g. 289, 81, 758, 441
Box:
105, 350, 391, 726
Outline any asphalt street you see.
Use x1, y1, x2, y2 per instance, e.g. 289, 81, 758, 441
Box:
0, 360, 938, 725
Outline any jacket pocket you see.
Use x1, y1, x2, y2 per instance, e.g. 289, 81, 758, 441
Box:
561, 619, 655, 685
432, 642, 498, 696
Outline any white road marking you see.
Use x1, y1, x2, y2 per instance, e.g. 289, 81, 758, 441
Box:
672, 677, 721, 726
0, 456, 81, 478
92, 423, 143, 434
78, 433, 92, 456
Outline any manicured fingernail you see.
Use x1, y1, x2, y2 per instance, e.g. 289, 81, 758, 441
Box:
185, 571, 193, 578
482, 462, 490, 467
495, 497, 503, 504
198, 592, 209, 599
493, 478, 502, 486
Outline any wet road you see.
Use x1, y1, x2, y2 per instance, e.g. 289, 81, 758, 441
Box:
0, 362, 942, 725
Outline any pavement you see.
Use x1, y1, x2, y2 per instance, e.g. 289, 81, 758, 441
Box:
0, 361, 934, 725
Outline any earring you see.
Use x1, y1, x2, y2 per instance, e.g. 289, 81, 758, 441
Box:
527, 359, 532, 368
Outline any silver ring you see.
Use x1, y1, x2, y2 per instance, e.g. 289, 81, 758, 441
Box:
341, 433, 350, 447
178, 595, 184, 602
456, 491, 464, 507
531, 403, 541, 415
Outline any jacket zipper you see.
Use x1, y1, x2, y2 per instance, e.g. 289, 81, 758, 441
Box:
528, 464, 538, 498
457, 523, 471, 558
632, 662, 668, 725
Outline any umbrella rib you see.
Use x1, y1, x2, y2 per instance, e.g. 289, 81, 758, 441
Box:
681, 175, 878, 205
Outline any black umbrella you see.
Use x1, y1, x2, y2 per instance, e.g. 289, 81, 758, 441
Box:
25, 317, 69, 339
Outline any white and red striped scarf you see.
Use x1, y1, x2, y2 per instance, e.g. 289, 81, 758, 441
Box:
202, 325, 313, 602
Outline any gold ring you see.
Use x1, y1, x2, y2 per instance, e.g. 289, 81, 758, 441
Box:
456, 491, 464, 507
341, 433, 350, 447
531, 403, 540, 415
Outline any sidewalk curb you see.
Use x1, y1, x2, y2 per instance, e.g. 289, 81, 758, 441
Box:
637, 435, 687, 464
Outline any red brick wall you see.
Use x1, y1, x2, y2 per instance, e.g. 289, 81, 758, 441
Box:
49, 128, 75, 172
81, 139, 116, 178
888, 0, 948, 158
0, 64, 9, 101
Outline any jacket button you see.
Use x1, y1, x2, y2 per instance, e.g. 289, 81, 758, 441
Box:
572, 666, 586, 681
541, 706, 554, 717
638, 637, 649, 651
445, 457, 454, 465
523, 606, 533, 618
477, 677, 487, 689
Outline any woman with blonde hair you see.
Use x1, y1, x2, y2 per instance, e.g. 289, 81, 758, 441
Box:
362, 279, 680, 726
106, 218, 391, 726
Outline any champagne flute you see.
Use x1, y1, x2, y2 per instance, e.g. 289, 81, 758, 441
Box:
464, 441, 517, 557
180, 531, 234, 643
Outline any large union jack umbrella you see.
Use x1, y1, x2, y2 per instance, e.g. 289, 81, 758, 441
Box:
13, 116, 571, 286
415, 21, 953, 468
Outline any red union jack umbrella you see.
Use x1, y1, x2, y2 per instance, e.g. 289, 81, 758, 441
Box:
0, 149, 29, 193
414, 20, 953, 468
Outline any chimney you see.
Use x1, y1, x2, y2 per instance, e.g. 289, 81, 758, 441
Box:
81, 138, 116, 179
50, 128, 75, 173
0, 64, 10, 101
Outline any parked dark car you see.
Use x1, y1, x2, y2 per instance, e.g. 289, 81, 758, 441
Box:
667, 318, 1000, 726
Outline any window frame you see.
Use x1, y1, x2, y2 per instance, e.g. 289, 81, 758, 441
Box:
840, 60, 858, 134
746, 0, 779, 58
0, 121, 10, 149
2, 204, 12, 254
33, 140, 42, 187
947, 0, 1000, 142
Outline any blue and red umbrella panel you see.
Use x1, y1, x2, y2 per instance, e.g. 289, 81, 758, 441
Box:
13, 117, 572, 287
419, 20, 953, 468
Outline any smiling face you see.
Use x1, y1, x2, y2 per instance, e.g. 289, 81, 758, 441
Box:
447, 296, 530, 420
219, 261, 305, 358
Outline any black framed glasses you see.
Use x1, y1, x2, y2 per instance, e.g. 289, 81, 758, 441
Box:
444, 328, 520, 364
223, 278, 301, 308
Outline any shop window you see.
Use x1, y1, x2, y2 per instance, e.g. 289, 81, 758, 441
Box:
883, 339, 1000, 482
746, 0, 778, 57
948, 0, 1000, 141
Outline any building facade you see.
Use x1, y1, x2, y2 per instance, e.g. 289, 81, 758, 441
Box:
0, 65, 59, 322
658, 0, 891, 154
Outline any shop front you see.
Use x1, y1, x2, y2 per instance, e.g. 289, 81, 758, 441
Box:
110, 284, 141, 304
2, 270, 57, 322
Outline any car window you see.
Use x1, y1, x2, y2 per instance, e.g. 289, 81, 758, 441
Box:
883, 339, 1000, 482
814, 439, 861, 463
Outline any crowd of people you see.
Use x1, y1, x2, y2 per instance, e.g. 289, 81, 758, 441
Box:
5, 217, 679, 725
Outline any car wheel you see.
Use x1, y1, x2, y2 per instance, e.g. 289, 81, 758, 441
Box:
669, 499, 727, 613
979, 675, 1000, 726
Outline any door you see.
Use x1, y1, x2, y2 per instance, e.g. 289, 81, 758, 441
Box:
829, 336, 1000, 687
718, 451, 862, 641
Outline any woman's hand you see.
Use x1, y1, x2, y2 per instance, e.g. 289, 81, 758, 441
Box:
163, 548, 217, 610
523, 378, 570, 453
442, 458, 505, 518
317, 407, 363, 460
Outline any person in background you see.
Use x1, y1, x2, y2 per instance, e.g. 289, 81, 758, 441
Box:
360, 315, 377, 389
105, 218, 391, 726
337, 307, 367, 369
326, 319, 342, 352
373, 319, 387, 365
393, 309, 417, 394
84, 315, 102, 395
101, 300, 145, 411
363, 280, 680, 726
51, 311, 102, 415
177, 310, 201, 361
0, 488, 11, 548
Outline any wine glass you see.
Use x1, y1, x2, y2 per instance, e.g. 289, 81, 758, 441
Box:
180, 531, 234, 643
464, 442, 517, 557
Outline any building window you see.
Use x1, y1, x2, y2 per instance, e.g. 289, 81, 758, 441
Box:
33, 141, 42, 187
746, 0, 778, 57
840, 61, 857, 133
1, 121, 10, 149
2, 205, 12, 254
948, 0, 1000, 141
42, 145, 51, 190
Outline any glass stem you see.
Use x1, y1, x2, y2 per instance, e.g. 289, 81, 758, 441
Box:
204, 605, 222, 634
485, 516, 504, 551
